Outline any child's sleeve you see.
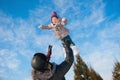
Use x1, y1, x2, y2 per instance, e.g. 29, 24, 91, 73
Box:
40, 24, 52, 29
61, 18, 67, 26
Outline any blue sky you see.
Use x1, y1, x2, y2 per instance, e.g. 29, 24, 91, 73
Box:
0, 0, 120, 80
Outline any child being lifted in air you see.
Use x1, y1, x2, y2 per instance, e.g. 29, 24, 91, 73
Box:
39, 11, 79, 56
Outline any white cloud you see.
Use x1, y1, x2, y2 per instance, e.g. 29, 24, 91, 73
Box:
98, 18, 120, 40
0, 49, 20, 70
79, 0, 105, 27
0, 69, 7, 79
53, 0, 74, 15
0, 27, 14, 42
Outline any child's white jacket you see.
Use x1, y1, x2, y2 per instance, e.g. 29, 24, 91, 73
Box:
41, 18, 69, 39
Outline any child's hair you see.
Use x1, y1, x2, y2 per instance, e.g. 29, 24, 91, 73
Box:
34, 53, 47, 62
31, 53, 48, 71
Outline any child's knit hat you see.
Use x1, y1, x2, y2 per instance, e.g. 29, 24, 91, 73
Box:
51, 11, 58, 20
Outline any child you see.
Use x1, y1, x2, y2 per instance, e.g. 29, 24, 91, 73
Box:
39, 11, 79, 56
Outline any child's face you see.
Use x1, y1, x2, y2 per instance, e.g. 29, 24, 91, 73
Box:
52, 17, 59, 25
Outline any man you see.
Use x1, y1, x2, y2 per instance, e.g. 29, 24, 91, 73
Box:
31, 41, 74, 80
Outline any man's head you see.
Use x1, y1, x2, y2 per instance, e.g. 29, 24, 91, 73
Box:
31, 53, 50, 72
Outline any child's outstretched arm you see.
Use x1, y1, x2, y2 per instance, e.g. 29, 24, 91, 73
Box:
39, 25, 52, 29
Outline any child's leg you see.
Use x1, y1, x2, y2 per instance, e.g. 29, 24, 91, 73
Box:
61, 35, 75, 46
61, 35, 79, 56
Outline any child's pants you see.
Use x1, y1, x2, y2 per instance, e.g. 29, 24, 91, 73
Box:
61, 35, 75, 46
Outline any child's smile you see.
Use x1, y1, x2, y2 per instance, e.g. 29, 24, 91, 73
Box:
52, 17, 59, 25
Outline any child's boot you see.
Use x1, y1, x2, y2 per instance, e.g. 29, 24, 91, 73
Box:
71, 45, 79, 56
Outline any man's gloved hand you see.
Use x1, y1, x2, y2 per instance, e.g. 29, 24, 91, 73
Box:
48, 45, 52, 50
